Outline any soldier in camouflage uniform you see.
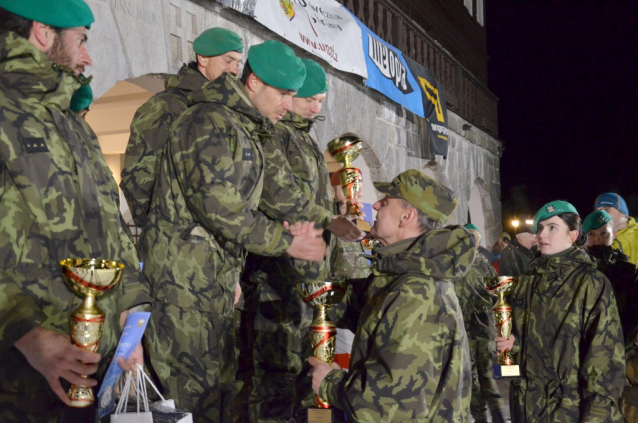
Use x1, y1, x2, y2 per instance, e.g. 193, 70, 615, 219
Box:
0, 2, 151, 421
140, 41, 327, 423
121, 27, 243, 231
238, 59, 365, 422
308, 170, 474, 422
457, 224, 506, 423
497, 201, 625, 422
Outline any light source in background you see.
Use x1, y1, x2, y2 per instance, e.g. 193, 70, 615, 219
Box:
525, 219, 533, 225
511, 219, 520, 234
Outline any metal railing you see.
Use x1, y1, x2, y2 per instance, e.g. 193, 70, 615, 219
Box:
336, 0, 498, 135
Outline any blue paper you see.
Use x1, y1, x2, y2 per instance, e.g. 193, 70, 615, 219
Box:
97, 311, 151, 417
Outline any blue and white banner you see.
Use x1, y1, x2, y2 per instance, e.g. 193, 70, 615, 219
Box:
348, 12, 425, 118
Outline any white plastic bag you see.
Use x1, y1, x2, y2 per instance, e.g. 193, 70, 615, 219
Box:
110, 366, 153, 423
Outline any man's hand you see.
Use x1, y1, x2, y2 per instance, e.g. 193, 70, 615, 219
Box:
307, 356, 341, 395
14, 326, 101, 405
327, 215, 366, 242
117, 342, 144, 372
284, 221, 326, 262
495, 335, 515, 354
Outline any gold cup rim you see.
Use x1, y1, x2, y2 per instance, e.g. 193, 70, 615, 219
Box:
60, 258, 125, 295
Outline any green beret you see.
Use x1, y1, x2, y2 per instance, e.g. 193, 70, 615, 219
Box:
0, 0, 94, 29
465, 223, 480, 234
374, 169, 458, 225
247, 40, 306, 91
70, 83, 93, 113
582, 210, 613, 233
193, 28, 243, 57
295, 59, 328, 98
533, 200, 578, 233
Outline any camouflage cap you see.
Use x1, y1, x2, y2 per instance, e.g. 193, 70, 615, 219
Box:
533, 200, 578, 233
582, 210, 613, 233
70, 82, 93, 113
295, 59, 328, 98
193, 27, 243, 57
247, 40, 306, 91
0, 0, 95, 29
374, 169, 458, 224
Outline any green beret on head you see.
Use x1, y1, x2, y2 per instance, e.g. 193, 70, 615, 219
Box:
374, 169, 458, 225
247, 40, 306, 91
582, 210, 613, 233
533, 200, 578, 233
465, 224, 481, 245
70, 83, 93, 113
295, 59, 328, 98
0, 0, 94, 29
193, 27, 243, 57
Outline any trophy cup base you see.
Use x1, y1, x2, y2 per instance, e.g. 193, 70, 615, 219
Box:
308, 408, 347, 423
68, 385, 95, 408
493, 364, 520, 379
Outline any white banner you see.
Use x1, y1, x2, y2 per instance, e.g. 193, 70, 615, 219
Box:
254, 0, 367, 78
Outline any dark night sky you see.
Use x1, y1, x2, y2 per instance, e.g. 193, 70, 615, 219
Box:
485, 1, 638, 223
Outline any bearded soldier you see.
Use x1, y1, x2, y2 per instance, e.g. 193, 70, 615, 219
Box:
0, 1, 150, 421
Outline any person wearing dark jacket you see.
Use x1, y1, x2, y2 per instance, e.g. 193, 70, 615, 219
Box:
583, 209, 638, 422
499, 232, 536, 276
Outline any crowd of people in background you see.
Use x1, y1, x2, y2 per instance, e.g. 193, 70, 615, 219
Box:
0, 1, 636, 422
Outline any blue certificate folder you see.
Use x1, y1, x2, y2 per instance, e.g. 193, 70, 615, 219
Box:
97, 311, 151, 417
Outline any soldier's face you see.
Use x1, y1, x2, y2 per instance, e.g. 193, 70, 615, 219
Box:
48, 27, 92, 75
585, 223, 616, 247
292, 92, 327, 119
536, 216, 578, 255
370, 195, 405, 246
250, 81, 295, 124
198, 51, 243, 81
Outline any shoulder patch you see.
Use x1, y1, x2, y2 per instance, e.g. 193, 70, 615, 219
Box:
242, 148, 253, 161
20, 137, 49, 153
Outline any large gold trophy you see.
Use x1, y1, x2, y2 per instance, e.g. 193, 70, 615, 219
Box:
328, 133, 368, 231
328, 133, 380, 251
298, 280, 347, 420
484, 276, 521, 379
60, 258, 125, 407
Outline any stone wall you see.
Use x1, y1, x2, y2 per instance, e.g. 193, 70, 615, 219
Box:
85, 0, 503, 244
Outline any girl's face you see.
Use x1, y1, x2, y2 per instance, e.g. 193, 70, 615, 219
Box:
536, 215, 578, 255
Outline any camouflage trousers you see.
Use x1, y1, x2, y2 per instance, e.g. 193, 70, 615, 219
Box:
622, 346, 638, 423
469, 336, 506, 423
246, 281, 315, 422
147, 300, 241, 423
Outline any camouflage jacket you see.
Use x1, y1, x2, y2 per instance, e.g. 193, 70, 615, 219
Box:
244, 112, 334, 299
0, 33, 150, 358
455, 253, 496, 340
139, 73, 294, 315
320, 226, 475, 422
509, 247, 625, 422
120, 63, 207, 229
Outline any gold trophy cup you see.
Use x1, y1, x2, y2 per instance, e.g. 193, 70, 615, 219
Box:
298, 280, 347, 420
60, 258, 125, 407
328, 133, 369, 232
484, 276, 521, 379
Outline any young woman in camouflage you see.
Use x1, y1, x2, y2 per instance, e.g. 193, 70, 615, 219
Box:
496, 200, 626, 422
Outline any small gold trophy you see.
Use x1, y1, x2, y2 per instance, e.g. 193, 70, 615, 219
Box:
60, 258, 125, 407
328, 133, 369, 232
298, 280, 347, 421
484, 276, 521, 379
